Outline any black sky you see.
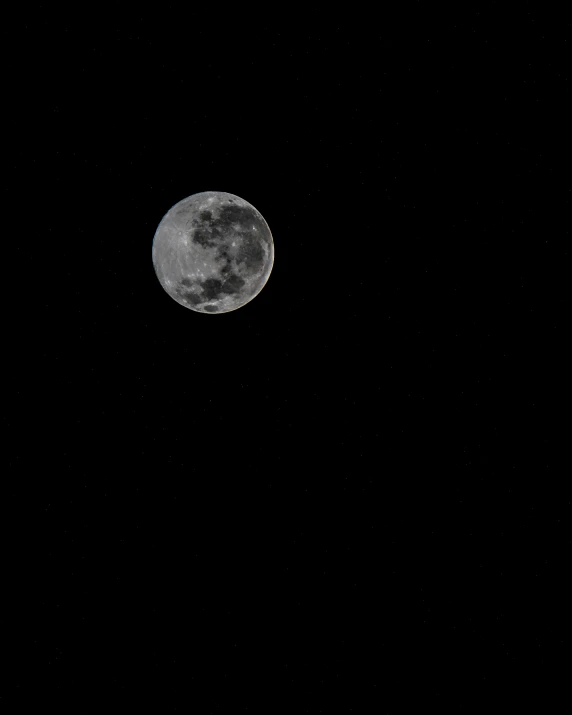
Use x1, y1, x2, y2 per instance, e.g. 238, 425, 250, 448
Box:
3, 6, 569, 711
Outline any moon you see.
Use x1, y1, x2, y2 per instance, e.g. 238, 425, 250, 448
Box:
152, 191, 274, 314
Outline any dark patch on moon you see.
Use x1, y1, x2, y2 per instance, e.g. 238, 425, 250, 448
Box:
193, 226, 216, 248
221, 273, 246, 294
203, 304, 219, 312
197, 271, 246, 302
237, 236, 265, 271
218, 204, 253, 229
201, 277, 224, 301
182, 290, 203, 306
189, 201, 271, 274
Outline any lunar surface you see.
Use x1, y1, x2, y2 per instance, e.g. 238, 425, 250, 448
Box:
152, 191, 274, 314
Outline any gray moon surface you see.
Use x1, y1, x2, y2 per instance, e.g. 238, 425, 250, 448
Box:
152, 191, 274, 314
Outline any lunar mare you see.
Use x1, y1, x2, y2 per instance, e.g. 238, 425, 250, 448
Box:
152, 191, 274, 314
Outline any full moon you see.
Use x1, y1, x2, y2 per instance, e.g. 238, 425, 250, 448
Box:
152, 191, 274, 314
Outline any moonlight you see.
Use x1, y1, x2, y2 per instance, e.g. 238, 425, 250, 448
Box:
152, 191, 274, 314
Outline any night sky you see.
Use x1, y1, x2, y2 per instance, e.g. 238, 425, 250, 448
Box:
4, 6, 569, 711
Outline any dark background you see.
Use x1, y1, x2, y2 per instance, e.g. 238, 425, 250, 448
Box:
3, 5, 569, 711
